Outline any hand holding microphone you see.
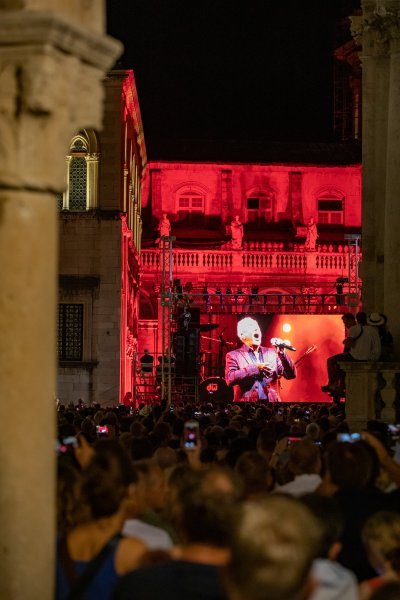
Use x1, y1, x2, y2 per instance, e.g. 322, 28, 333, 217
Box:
270, 338, 296, 352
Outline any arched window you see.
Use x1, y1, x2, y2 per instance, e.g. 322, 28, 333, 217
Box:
58, 131, 99, 211
174, 184, 207, 225
177, 190, 204, 219
317, 193, 344, 225
246, 191, 274, 222
68, 137, 88, 211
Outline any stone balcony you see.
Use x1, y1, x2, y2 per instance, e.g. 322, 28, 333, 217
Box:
141, 244, 358, 279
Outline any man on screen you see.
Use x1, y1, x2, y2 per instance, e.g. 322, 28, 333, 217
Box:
225, 317, 296, 402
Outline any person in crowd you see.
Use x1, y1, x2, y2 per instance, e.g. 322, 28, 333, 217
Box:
274, 438, 322, 497
225, 317, 296, 402
369, 581, 400, 600
301, 494, 359, 600
305, 422, 320, 442
56, 440, 147, 600
235, 451, 274, 499
360, 511, 400, 599
130, 436, 154, 460
361, 430, 400, 492
367, 313, 394, 362
139, 349, 154, 376
256, 424, 279, 464
317, 440, 388, 582
153, 445, 178, 470
128, 459, 175, 537
322, 312, 381, 396
115, 470, 238, 600
122, 458, 174, 550
225, 495, 321, 600
56, 455, 85, 537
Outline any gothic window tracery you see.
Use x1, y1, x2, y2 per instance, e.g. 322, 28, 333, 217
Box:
58, 131, 99, 211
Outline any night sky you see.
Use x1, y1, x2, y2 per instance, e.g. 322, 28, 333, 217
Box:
106, 0, 361, 154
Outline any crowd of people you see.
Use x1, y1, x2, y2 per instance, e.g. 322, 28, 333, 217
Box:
56, 397, 400, 600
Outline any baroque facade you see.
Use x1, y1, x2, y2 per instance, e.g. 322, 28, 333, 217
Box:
58, 70, 146, 406
137, 146, 362, 402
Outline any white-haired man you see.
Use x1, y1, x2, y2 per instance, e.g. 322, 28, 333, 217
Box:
225, 317, 296, 402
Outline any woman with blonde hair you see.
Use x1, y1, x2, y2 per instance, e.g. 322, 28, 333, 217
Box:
360, 511, 400, 599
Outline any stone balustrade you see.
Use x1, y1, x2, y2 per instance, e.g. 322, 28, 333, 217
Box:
141, 246, 357, 276
339, 361, 400, 432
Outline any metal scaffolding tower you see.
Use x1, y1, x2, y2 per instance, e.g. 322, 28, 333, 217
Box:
344, 233, 361, 307
160, 236, 175, 405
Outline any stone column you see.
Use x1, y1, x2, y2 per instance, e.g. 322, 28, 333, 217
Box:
354, 2, 400, 352
339, 362, 378, 431
384, 27, 400, 349
0, 5, 121, 599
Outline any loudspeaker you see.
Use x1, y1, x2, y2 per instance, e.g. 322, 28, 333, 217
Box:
173, 329, 199, 376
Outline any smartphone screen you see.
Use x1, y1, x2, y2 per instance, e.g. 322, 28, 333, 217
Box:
96, 425, 109, 435
287, 436, 302, 446
183, 420, 199, 449
388, 424, 400, 437
56, 436, 78, 454
337, 432, 360, 442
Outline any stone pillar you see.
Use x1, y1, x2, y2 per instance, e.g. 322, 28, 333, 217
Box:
384, 29, 400, 349
353, 2, 400, 352
339, 362, 378, 431
0, 5, 121, 599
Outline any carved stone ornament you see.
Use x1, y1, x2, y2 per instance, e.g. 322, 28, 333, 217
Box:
353, 5, 400, 55
0, 11, 122, 190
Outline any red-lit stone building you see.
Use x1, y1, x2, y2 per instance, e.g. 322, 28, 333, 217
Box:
57, 70, 146, 406
55, 71, 362, 406
137, 141, 362, 403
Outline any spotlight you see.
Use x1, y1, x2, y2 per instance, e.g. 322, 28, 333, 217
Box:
282, 323, 291, 333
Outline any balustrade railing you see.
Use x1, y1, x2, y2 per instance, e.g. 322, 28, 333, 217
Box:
141, 246, 357, 275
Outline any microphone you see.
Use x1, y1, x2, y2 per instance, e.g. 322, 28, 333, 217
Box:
270, 338, 296, 352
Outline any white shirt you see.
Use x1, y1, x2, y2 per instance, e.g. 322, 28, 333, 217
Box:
274, 473, 322, 498
122, 518, 173, 550
309, 559, 359, 600
349, 324, 381, 361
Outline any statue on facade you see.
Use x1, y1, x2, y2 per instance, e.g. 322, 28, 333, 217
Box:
304, 217, 318, 251
156, 213, 171, 243
230, 215, 244, 249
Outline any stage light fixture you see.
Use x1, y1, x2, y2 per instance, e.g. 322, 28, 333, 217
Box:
282, 323, 291, 333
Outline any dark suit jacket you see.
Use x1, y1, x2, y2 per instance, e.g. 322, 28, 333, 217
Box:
225, 344, 296, 402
